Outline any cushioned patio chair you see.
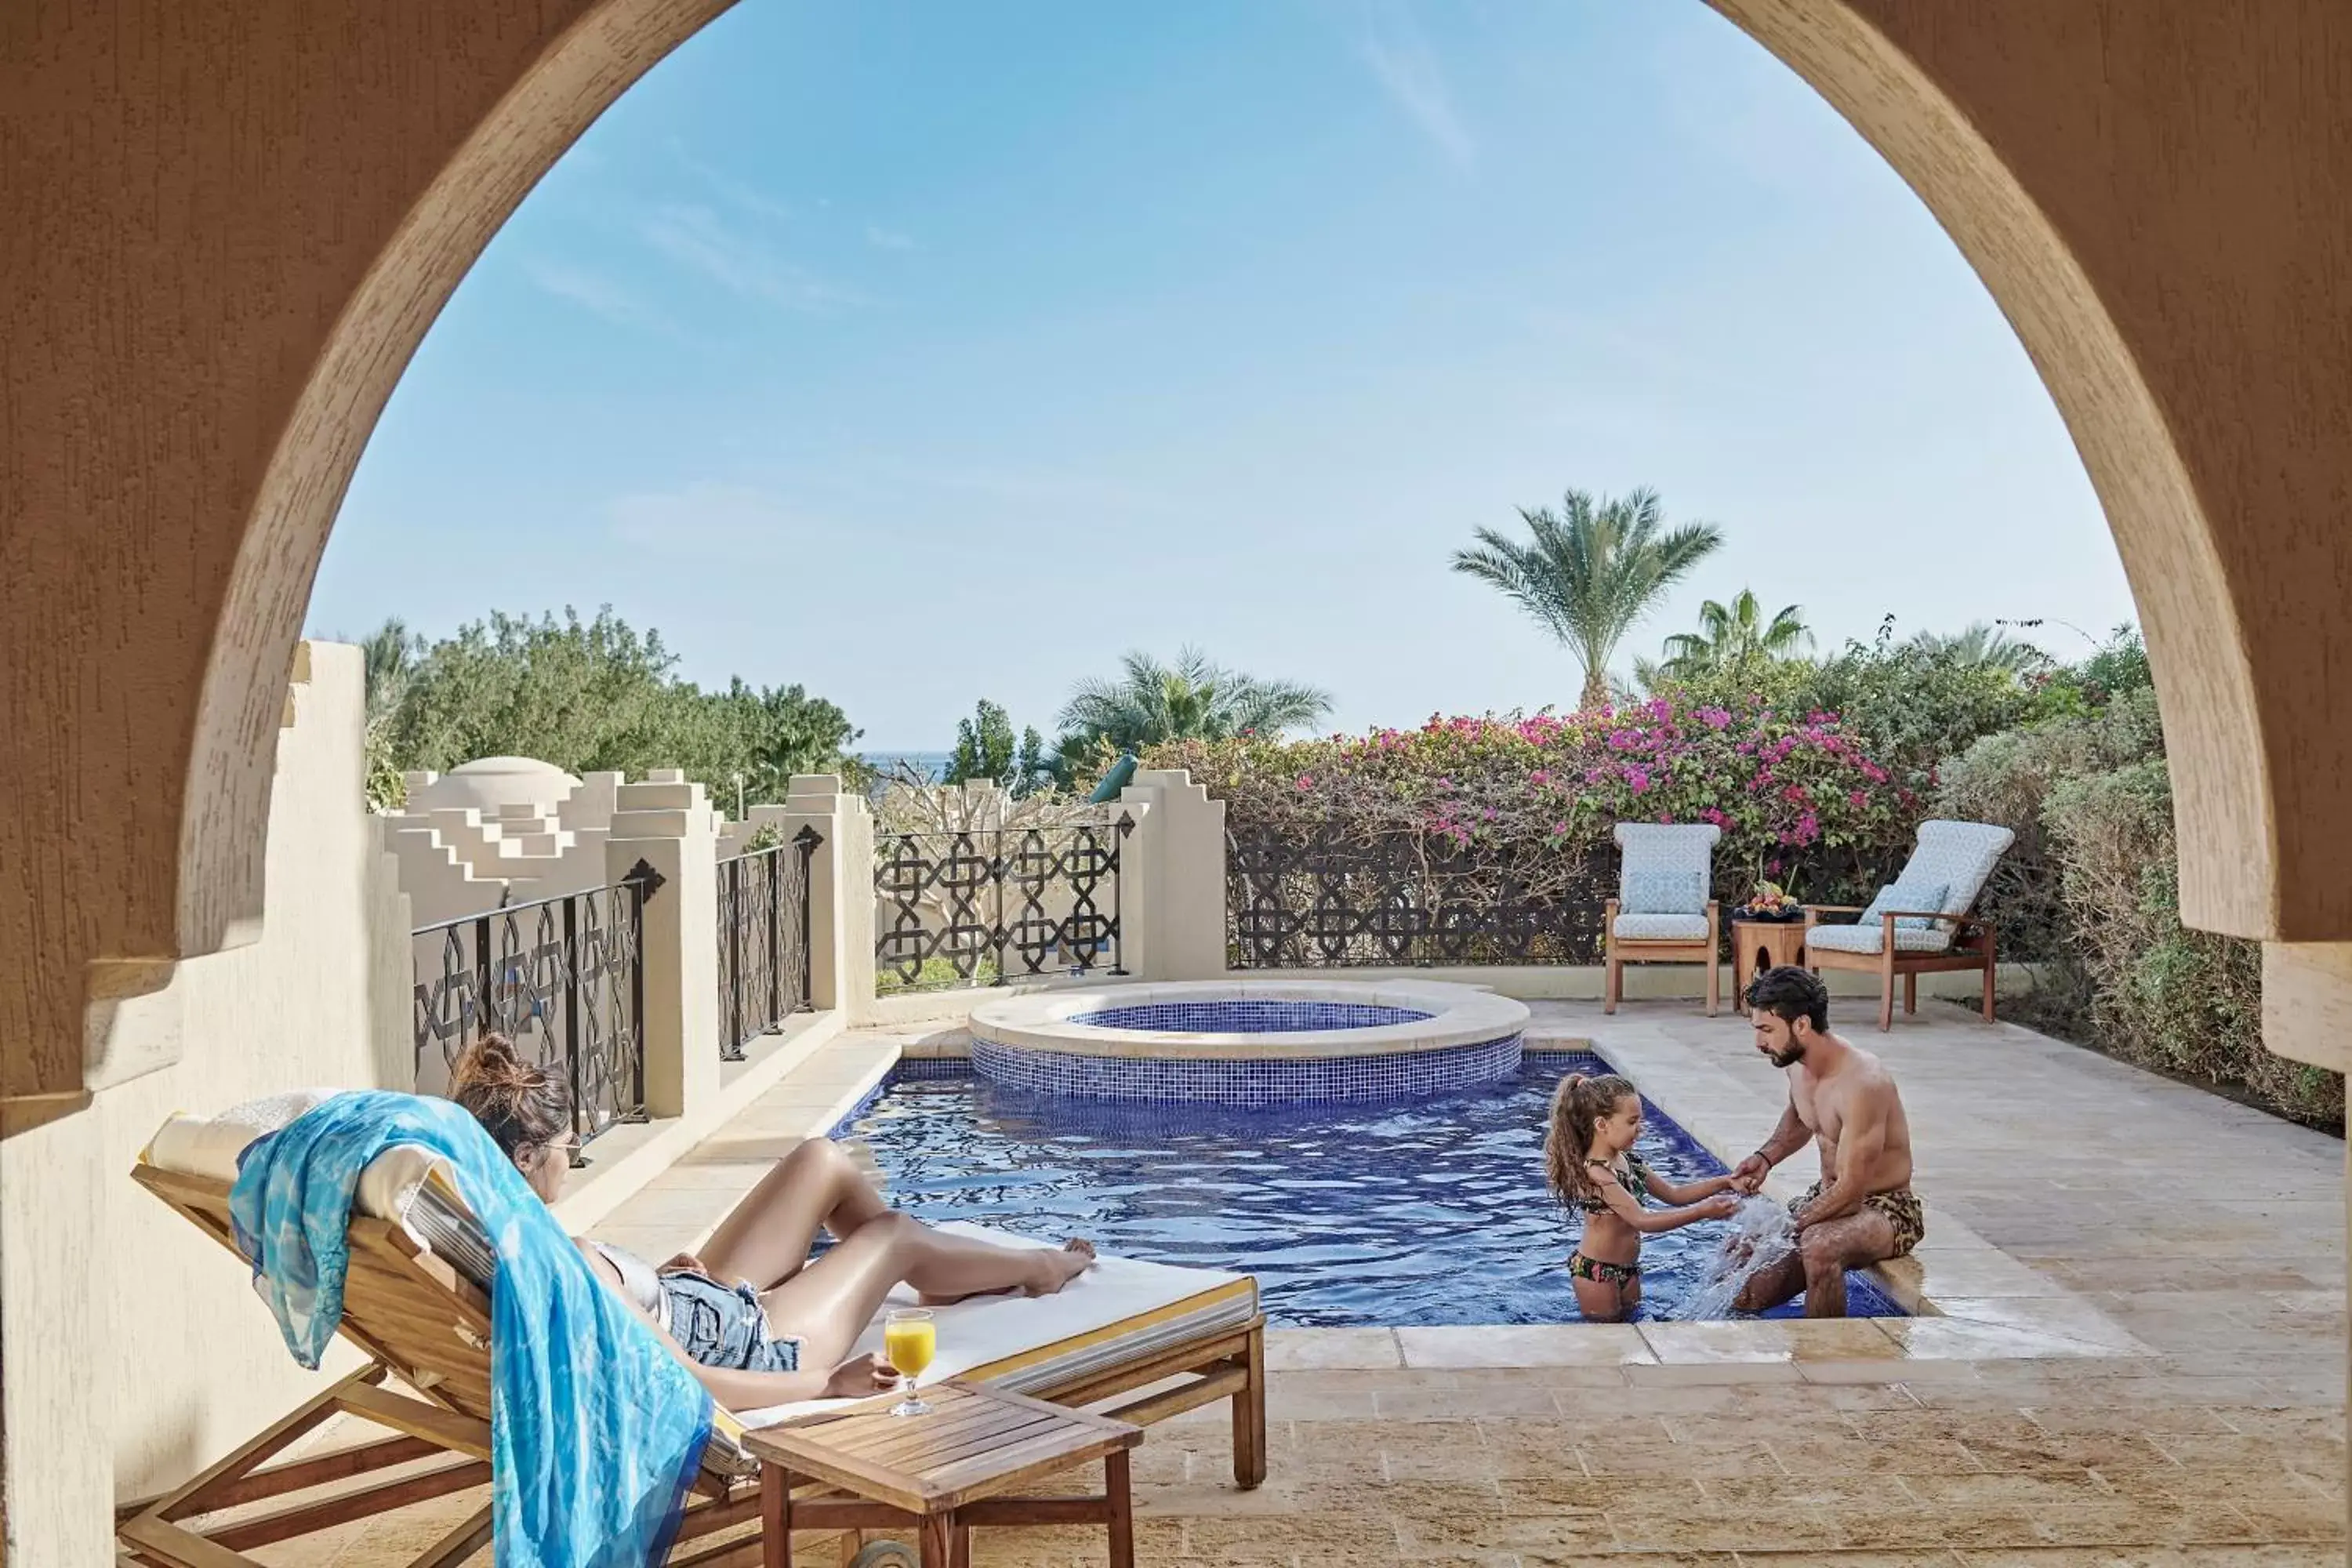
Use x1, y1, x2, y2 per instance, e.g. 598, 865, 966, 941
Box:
118, 1098, 1265, 1568
1602, 822, 1722, 1016
1801, 818, 2017, 1031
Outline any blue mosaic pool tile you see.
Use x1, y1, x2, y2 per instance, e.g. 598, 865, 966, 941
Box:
890, 1054, 977, 1082
968, 1031, 1524, 1105
1069, 1000, 1433, 1033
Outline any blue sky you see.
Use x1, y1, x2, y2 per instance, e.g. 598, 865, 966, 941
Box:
310, 0, 2136, 750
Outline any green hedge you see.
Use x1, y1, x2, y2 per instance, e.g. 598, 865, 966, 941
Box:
2042, 760, 2338, 1127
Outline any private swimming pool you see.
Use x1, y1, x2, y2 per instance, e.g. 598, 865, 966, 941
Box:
833, 1051, 1904, 1326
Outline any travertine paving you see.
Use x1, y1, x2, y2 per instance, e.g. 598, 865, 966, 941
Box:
263, 1000, 2346, 1566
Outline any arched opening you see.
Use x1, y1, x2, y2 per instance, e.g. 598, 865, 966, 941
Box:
183, 0, 2294, 1052
9, 3, 2352, 1559
11, 1, 2345, 1124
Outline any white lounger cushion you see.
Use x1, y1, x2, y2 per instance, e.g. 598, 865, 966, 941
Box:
145, 1091, 456, 1240
1611, 913, 1710, 942
738, 1224, 1255, 1427
1805, 923, 1958, 956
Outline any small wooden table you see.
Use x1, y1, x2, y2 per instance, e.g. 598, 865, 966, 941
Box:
750, 1381, 1142, 1568
1730, 917, 1810, 1004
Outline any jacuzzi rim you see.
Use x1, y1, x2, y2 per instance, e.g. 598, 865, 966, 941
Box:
967, 978, 1532, 1062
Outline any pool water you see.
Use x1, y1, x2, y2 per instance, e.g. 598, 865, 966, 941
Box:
1066, 1000, 1433, 1032
833, 1051, 1904, 1326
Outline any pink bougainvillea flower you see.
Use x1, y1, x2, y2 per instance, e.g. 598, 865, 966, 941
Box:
1849, 790, 1870, 810
1295, 775, 1314, 791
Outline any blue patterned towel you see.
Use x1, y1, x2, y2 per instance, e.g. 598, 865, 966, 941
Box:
230, 1090, 712, 1568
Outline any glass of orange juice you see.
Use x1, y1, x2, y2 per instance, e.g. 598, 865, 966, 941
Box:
883, 1308, 936, 1417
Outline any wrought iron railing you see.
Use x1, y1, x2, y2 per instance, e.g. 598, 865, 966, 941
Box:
717, 826, 822, 1060
1227, 827, 1611, 969
410, 863, 662, 1149
874, 812, 1133, 991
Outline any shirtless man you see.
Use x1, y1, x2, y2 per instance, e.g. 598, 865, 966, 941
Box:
1726, 966, 1924, 1316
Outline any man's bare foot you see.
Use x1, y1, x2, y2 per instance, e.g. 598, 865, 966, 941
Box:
1023, 1239, 1097, 1297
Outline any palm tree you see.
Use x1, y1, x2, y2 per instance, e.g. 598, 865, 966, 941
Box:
358, 617, 425, 722
1450, 487, 1722, 710
1909, 622, 2050, 675
1642, 590, 1813, 687
1056, 648, 1332, 760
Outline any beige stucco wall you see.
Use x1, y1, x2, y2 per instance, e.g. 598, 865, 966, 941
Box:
0, 641, 412, 1552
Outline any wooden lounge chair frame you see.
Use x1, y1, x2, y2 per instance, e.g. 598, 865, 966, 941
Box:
116, 1163, 1266, 1568
1602, 898, 1722, 1016
1799, 906, 2000, 1031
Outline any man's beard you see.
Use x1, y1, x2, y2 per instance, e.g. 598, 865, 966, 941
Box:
1767, 1041, 1807, 1068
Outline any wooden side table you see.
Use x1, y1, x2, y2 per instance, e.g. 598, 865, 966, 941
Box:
750, 1381, 1142, 1568
1730, 917, 1810, 1004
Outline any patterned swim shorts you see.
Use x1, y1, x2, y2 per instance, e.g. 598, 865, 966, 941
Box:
1795, 1182, 1926, 1258
1566, 1251, 1639, 1287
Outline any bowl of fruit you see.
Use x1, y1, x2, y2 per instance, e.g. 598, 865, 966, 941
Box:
1734, 882, 1804, 923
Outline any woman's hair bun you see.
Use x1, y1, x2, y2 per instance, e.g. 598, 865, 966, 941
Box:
451, 1032, 539, 1094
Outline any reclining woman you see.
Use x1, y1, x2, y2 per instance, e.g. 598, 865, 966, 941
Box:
451, 1035, 1094, 1410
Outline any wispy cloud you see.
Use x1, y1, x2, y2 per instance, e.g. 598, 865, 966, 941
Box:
1359, 8, 1475, 169
521, 260, 655, 328
668, 140, 799, 223
637, 204, 862, 314
865, 225, 916, 252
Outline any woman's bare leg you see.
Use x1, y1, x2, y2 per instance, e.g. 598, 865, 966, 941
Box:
699, 1138, 894, 1290
761, 1214, 1096, 1370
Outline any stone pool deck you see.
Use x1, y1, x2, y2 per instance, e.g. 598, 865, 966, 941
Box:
279, 1000, 2345, 1566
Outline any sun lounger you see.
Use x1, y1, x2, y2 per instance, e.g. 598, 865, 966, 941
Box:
1801, 818, 2016, 1029
1603, 822, 1722, 1014
117, 1097, 1265, 1568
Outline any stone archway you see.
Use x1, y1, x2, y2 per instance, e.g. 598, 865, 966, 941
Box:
5, 0, 2351, 1555
9, 0, 2350, 1129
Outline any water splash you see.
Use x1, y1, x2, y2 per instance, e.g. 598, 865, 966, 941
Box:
1677, 1196, 1795, 1319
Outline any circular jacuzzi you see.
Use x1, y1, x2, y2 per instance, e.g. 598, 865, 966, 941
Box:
965, 979, 1530, 1105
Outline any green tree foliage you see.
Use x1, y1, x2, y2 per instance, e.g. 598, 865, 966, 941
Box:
1906, 621, 2050, 677
946, 700, 1058, 798
1637, 589, 1811, 690
947, 699, 1018, 789
1055, 648, 1331, 780
1791, 616, 2044, 791
1450, 487, 1722, 711
1014, 727, 1051, 798
371, 607, 858, 815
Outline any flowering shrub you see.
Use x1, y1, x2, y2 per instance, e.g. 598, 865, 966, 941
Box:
1147, 695, 1923, 964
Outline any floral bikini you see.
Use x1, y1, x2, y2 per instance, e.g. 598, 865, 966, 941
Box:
1567, 1153, 1652, 1288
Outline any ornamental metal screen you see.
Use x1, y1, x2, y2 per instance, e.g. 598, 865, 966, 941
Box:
717, 826, 821, 1060
874, 812, 1132, 990
1225, 826, 1612, 969
410, 863, 660, 1148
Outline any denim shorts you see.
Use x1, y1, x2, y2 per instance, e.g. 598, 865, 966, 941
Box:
659, 1272, 801, 1373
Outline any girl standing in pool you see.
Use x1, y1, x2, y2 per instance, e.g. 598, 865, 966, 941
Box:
1545, 1072, 1740, 1321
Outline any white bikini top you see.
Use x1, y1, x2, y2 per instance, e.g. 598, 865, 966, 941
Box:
590, 1240, 671, 1334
